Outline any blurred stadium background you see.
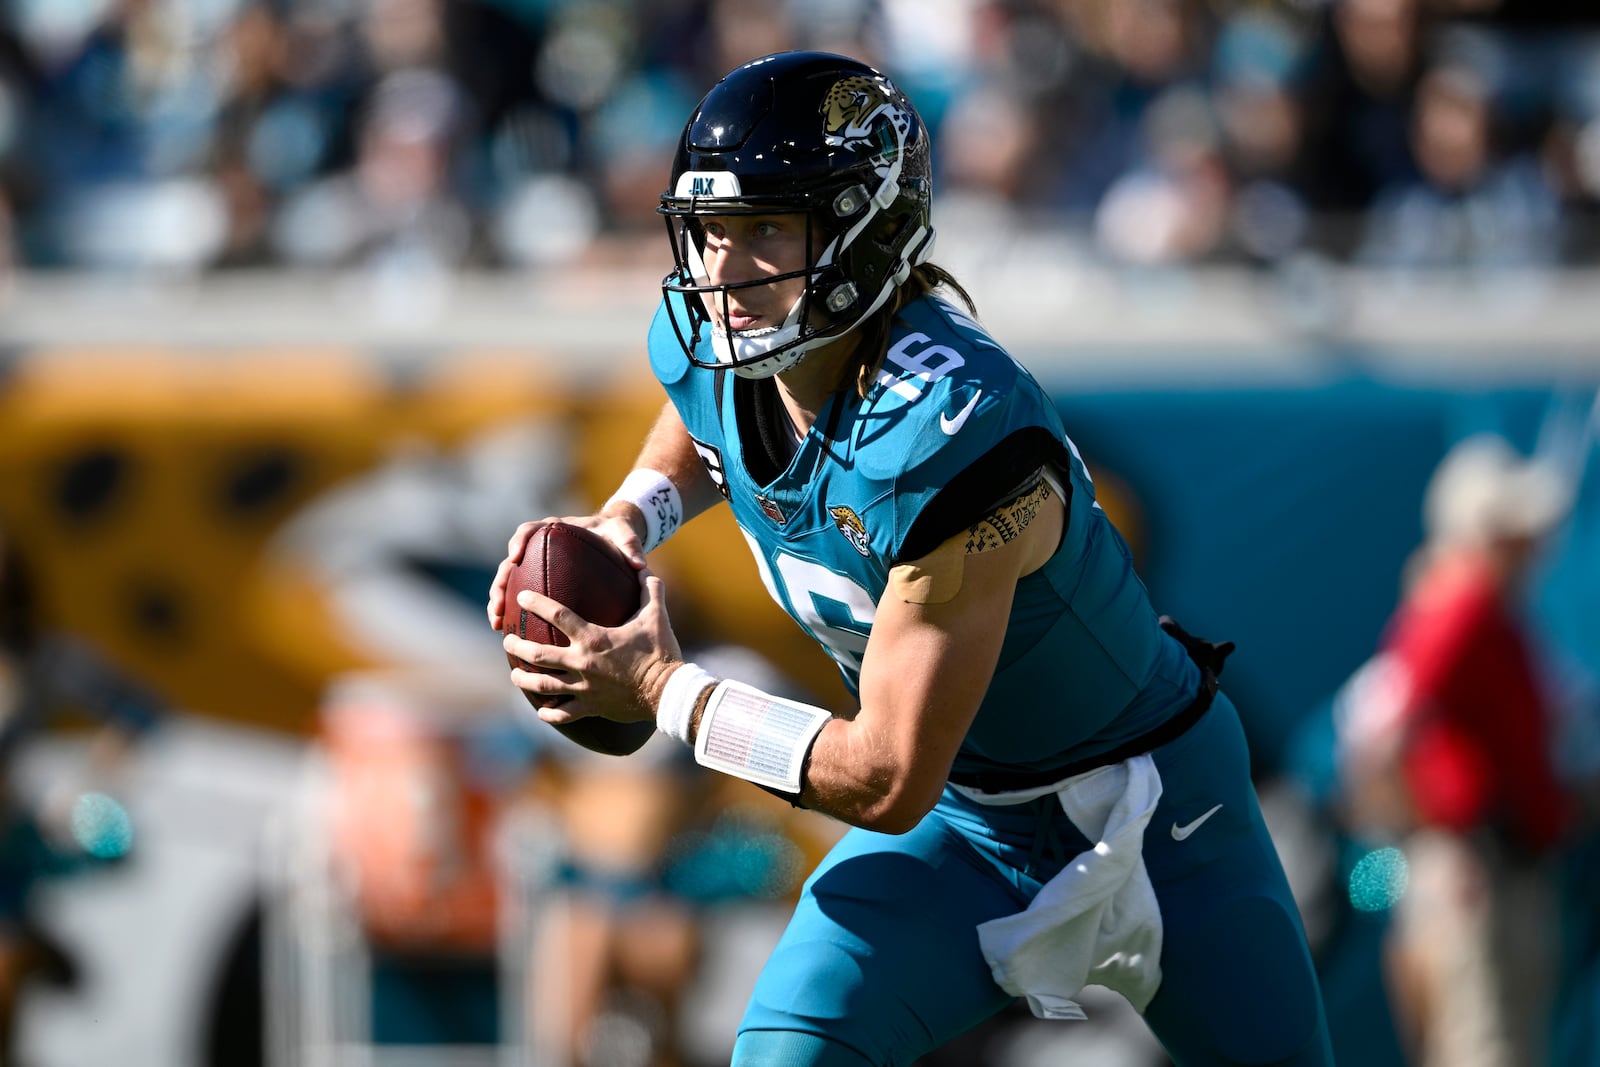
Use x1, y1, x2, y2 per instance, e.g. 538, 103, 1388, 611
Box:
1, 0, 1598, 1065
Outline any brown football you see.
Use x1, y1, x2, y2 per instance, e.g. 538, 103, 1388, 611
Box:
504, 522, 654, 756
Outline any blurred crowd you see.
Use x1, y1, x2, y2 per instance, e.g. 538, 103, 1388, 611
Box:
1, 0, 1599, 280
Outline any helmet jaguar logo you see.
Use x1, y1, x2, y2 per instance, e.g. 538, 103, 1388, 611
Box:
829, 505, 872, 557
821, 75, 909, 150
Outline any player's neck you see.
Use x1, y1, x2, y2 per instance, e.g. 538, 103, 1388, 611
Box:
775, 334, 859, 433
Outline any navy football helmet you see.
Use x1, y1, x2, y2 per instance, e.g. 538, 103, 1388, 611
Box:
659, 51, 936, 379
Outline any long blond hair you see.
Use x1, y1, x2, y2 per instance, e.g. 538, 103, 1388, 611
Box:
842, 262, 978, 398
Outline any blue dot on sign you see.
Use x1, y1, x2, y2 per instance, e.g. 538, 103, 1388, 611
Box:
1348, 846, 1408, 912
71, 792, 134, 860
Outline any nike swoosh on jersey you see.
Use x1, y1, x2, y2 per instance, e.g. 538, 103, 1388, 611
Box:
1170, 803, 1223, 841
939, 391, 982, 435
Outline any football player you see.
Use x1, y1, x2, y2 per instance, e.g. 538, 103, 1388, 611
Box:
491, 50, 1333, 1067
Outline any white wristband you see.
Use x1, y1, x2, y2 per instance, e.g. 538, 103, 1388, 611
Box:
656, 662, 716, 745
607, 468, 683, 554
694, 679, 832, 795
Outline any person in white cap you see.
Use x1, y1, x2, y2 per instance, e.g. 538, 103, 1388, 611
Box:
1342, 433, 1574, 1067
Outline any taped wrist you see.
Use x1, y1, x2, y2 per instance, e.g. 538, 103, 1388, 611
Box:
694, 679, 831, 796
607, 469, 683, 553
656, 661, 716, 745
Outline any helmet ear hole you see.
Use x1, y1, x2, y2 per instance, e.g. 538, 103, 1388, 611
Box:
873, 213, 911, 250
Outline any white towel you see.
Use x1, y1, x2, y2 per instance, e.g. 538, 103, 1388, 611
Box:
958, 754, 1165, 1021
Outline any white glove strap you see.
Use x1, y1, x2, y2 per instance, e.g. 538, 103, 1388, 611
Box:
607, 468, 682, 553
694, 679, 831, 795
656, 662, 716, 745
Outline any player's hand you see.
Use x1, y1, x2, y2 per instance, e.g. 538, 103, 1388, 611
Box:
551, 505, 650, 568
487, 510, 646, 632
501, 570, 682, 725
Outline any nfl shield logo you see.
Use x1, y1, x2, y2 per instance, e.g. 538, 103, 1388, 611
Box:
757, 496, 787, 525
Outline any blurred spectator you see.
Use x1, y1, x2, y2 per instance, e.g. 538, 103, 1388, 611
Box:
0, 20, 30, 279
1335, 434, 1575, 1067
1356, 61, 1563, 270
524, 641, 819, 1067
0, 194, 14, 289
1051, 0, 1213, 219
524, 731, 707, 1067
1092, 85, 1232, 265
0, 528, 164, 1065
272, 66, 474, 271
1535, 110, 1600, 260
1296, 0, 1426, 253
1212, 10, 1316, 265
316, 669, 515, 1048
917, 1, 1068, 207
208, 2, 361, 266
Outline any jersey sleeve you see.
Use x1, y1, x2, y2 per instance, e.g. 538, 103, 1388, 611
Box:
897, 425, 1070, 562
857, 340, 1072, 563
647, 294, 697, 388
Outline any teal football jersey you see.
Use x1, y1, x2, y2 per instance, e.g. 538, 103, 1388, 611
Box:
648, 292, 1200, 778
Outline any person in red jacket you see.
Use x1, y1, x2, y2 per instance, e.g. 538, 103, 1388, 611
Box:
1385, 540, 1568, 857
1340, 433, 1573, 1067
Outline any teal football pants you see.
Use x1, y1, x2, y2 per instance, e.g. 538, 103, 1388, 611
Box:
732, 694, 1334, 1066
